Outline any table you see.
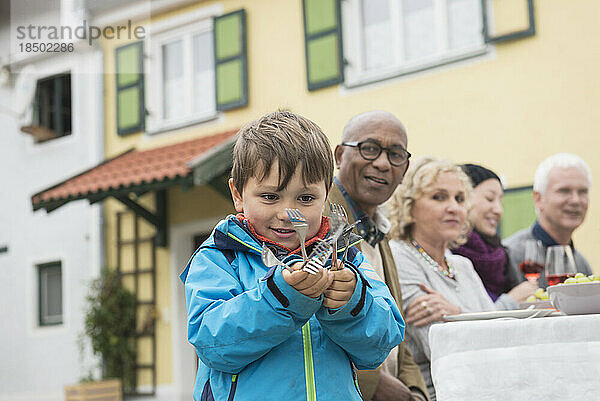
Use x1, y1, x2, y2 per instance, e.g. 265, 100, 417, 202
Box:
429, 314, 600, 401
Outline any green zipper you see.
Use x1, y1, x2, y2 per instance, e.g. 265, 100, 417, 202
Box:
302, 322, 317, 401
227, 232, 262, 253
227, 374, 238, 401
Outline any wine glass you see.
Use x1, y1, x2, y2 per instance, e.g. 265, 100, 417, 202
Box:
545, 245, 577, 286
519, 240, 544, 284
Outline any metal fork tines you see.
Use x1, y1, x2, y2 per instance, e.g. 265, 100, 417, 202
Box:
261, 243, 293, 272
340, 218, 361, 269
286, 208, 309, 261
262, 243, 316, 275
338, 218, 360, 268
302, 240, 333, 274
329, 203, 348, 271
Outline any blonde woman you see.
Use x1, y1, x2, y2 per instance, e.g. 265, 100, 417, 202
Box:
387, 157, 497, 400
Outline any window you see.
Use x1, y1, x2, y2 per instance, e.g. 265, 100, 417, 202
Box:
342, 0, 486, 85
38, 261, 63, 326
148, 19, 215, 131
500, 186, 535, 239
145, 7, 247, 133
21, 73, 72, 142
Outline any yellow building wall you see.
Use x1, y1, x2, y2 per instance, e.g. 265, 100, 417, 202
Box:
103, 194, 174, 386
170, 185, 234, 226
101, 0, 600, 386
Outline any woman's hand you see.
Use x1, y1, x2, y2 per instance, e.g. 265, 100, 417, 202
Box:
405, 283, 461, 327
507, 280, 537, 303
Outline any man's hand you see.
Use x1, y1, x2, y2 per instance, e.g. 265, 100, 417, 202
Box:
405, 283, 461, 327
282, 261, 334, 298
323, 264, 357, 308
372, 370, 427, 401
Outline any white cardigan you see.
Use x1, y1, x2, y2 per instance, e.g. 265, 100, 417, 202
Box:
389, 239, 498, 400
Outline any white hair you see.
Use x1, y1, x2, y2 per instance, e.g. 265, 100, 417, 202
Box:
533, 153, 592, 194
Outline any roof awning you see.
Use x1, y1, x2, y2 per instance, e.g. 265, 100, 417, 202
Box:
32, 129, 237, 213
31, 129, 237, 245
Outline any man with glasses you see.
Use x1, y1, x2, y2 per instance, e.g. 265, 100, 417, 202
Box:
329, 111, 429, 401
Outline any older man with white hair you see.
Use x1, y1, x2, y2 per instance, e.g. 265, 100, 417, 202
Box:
504, 153, 593, 288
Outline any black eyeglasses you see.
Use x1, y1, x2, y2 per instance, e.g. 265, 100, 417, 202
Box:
342, 140, 411, 167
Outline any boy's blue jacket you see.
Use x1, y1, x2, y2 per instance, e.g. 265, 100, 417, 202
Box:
180, 215, 405, 401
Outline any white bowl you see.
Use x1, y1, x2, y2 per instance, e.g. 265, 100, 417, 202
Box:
519, 300, 554, 309
547, 282, 600, 315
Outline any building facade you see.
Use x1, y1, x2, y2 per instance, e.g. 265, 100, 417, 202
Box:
5, 0, 599, 400
0, 0, 104, 399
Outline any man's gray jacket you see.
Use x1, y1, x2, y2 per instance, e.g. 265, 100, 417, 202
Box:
503, 224, 592, 288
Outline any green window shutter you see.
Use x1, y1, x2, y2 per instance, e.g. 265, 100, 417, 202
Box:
214, 9, 248, 111
501, 186, 536, 239
116, 41, 145, 135
481, 0, 535, 44
302, 0, 344, 91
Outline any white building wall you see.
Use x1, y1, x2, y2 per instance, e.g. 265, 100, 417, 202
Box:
0, 27, 104, 401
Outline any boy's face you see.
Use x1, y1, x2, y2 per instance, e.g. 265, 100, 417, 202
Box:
229, 162, 328, 250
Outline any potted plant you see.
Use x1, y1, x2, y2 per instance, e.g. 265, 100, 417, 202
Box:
67, 268, 137, 400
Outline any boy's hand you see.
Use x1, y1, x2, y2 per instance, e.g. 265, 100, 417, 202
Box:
282, 261, 333, 299
323, 265, 356, 309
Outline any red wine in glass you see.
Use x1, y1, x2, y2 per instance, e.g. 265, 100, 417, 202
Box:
545, 245, 578, 287
519, 260, 544, 281
546, 273, 573, 287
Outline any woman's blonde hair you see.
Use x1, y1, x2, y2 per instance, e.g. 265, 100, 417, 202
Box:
387, 156, 473, 247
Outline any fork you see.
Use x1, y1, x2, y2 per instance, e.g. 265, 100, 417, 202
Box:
261, 243, 318, 274
329, 203, 348, 271
303, 239, 333, 269
261, 244, 291, 271
286, 208, 309, 261
339, 215, 358, 270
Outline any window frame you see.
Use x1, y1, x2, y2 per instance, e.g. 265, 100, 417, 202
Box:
341, 0, 488, 87
27, 72, 72, 143
482, 0, 535, 44
146, 11, 219, 134
37, 261, 63, 327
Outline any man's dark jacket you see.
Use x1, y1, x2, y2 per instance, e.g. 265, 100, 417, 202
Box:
329, 185, 429, 400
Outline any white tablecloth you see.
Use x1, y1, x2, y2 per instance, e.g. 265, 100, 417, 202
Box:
429, 314, 600, 401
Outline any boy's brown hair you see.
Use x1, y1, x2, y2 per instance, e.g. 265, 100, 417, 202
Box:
231, 110, 334, 194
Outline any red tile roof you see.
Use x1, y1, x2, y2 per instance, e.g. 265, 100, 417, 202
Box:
32, 130, 237, 210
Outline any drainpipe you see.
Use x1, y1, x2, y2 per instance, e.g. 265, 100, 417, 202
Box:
92, 43, 105, 275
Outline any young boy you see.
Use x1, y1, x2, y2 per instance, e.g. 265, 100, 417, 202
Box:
180, 111, 405, 401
